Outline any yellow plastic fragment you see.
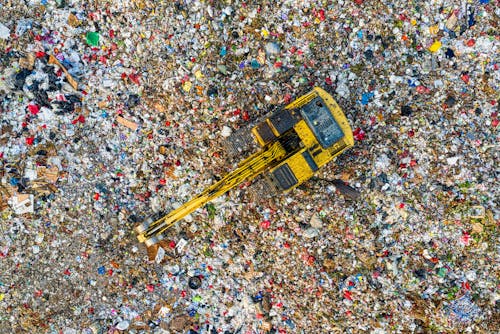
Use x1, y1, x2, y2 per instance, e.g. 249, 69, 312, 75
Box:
429, 41, 442, 53
182, 81, 192, 92
429, 25, 439, 35
410, 19, 417, 26
257, 49, 266, 65
194, 70, 204, 80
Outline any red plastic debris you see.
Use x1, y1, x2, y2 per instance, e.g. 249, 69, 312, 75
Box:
343, 290, 353, 300
260, 220, 271, 229
71, 115, 85, 124
28, 104, 40, 115
461, 73, 470, 84
353, 127, 366, 141
242, 110, 250, 121
416, 85, 430, 94
461, 231, 470, 245
128, 73, 141, 85
317, 9, 326, 21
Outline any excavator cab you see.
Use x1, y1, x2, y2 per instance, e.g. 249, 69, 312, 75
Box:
134, 87, 354, 247
252, 87, 354, 193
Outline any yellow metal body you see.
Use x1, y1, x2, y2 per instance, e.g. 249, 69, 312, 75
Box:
252, 87, 354, 192
135, 87, 353, 246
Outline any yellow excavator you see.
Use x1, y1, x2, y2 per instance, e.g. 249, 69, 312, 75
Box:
135, 87, 354, 247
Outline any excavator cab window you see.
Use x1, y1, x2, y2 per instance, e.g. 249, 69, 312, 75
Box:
300, 96, 344, 148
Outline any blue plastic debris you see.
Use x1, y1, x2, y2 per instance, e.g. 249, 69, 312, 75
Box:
250, 59, 260, 69
467, 7, 476, 27
285, 318, 295, 329
360, 92, 374, 105
252, 291, 263, 303
220, 46, 227, 57
445, 48, 455, 59
446, 294, 481, 323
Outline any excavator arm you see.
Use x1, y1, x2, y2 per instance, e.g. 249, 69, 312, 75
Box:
135, 141, 287, 246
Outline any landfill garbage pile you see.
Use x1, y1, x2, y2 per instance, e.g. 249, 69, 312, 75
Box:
0, 0, 499, 333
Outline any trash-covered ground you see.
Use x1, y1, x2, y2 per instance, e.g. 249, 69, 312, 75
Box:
1, 0, 499, 333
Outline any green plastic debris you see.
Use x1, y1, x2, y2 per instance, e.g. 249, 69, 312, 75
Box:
86, 32, 100, 46
206, 203, 216, 219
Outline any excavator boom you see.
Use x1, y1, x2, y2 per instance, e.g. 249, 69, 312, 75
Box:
135, 141, 287, 246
